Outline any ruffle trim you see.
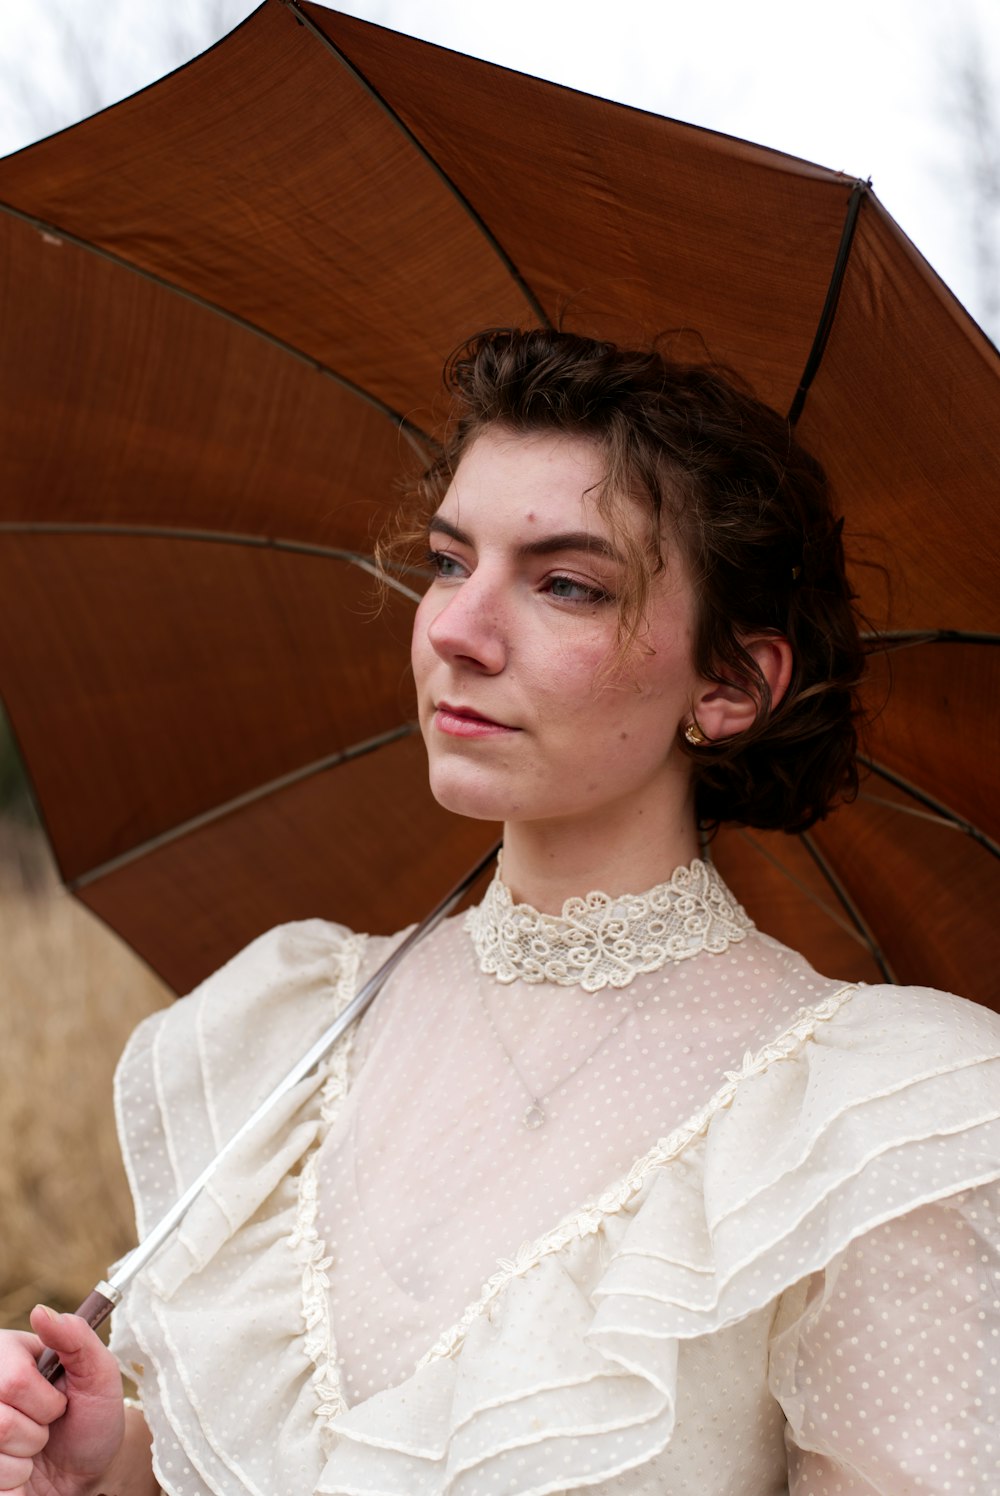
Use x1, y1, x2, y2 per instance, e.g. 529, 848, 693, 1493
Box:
418, 985, 855, 1366
289, 961, 359, 1438
112, 935, 1000, 1496
318, 983, 1000, 1495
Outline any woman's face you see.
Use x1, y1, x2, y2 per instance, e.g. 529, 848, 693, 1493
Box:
411, 427, 701, 829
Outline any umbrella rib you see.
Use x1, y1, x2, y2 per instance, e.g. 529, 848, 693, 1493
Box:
800, 830, 898, 983
0, 198, 435, 460
862, 629, 1000, 650
68, 721, 420, 892
858, 755, 1000, 860
787, 178, 868, 426
857, 790, 963, 831
283, 0, 552, 330
733, 827, 876, 947
0, 521, 423, 603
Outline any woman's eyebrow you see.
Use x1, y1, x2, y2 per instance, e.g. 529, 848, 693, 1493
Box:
427, 515, 624, 563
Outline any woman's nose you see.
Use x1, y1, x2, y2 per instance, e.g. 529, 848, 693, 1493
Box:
425, 571, 508, 674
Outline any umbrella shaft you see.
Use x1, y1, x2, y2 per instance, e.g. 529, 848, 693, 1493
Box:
106, 841, 499, 1295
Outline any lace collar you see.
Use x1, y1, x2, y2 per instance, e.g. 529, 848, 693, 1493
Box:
464, 856, 753, 992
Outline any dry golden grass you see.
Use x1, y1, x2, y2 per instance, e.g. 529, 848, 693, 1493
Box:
0, 825, 171, 1330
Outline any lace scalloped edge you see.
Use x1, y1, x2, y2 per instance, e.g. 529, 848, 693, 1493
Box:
289, 933, 365, 1435
416, 982, 858, 1368
466, 857, 754, 992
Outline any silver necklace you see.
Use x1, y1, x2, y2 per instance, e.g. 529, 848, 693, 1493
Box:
478, 991, 635, 1130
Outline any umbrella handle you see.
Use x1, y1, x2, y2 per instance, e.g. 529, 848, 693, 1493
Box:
35, 1285, 117, 1384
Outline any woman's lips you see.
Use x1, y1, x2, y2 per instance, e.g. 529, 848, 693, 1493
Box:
434, 702, 518, 739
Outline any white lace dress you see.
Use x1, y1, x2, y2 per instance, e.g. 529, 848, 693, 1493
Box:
109, 860, 1000, 1496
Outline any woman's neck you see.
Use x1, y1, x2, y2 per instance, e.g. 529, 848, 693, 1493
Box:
499, 786, 700, 914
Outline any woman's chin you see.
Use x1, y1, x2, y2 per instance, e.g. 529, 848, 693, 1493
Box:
426, 763, 521, 824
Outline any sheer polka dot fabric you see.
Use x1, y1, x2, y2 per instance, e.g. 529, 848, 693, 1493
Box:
109, 861, 1000, 1495
771, 1189, 1000, 1493
317, 863, 825, 1407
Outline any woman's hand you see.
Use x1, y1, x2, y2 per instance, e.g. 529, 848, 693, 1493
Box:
0, 1306, 125, 1495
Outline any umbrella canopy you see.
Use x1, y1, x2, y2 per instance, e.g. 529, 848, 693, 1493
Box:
0, 0, 997, 1005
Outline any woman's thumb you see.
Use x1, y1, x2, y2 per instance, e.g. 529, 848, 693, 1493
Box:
29, 1305, 116, 1395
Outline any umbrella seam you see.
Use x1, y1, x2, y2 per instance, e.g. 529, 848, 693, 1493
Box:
856, 791, 965, 831
730, 828, 875, 950
787, 179, 869, 426
800, 831, 896, 984
0, 522, 423, 603
858, 755, 1000, 860
0, 198, 436, 460
861, 629, 1000, 649
282, 0, 553, 331
67, 722, 421, 891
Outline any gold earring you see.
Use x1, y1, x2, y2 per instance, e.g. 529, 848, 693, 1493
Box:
683, 720, 709, 747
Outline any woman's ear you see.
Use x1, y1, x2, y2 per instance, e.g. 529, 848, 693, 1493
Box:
689, 634, 793, 743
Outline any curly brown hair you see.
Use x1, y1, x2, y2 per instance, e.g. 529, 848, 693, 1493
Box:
380, 327, 866, 834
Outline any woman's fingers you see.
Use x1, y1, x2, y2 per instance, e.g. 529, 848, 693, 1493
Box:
0, 1326, 62, 1493
0, 1310, 125, 1495
21, 1307, 125, 1487
0, 1393, 50, 1490
0, 1328, 66, 1426
0, 1398, 50, 1458
0, 1450, 34, 1492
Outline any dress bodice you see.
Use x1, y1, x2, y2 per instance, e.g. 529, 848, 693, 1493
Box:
108, 864, 1000, 1495
315, 859, 835, 1408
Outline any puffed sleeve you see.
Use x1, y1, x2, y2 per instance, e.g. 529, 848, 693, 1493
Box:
110, 918, 370, 1496
769, 1181, 1000, 1493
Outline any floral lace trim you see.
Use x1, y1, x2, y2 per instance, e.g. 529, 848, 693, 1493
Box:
417, 983, 857, 1368
289, 934, 364, 1439
465, 857, 753, 991
290, 1149, 343, 1430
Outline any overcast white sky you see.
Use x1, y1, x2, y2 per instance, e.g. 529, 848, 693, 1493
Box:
1, 0, 998, 336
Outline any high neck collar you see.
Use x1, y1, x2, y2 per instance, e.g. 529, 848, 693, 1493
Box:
464, 856, 753, 992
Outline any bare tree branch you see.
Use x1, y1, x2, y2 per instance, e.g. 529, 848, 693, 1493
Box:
948, 30, 1000, 335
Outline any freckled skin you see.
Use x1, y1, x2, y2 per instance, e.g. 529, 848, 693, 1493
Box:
412, 428, 793, 909
411, 430, 700, 861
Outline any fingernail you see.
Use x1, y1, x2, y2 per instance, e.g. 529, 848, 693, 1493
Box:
33, 1304, 58, 1323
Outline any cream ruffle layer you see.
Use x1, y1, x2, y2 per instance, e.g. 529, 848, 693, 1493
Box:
110, 921, 1000, 1496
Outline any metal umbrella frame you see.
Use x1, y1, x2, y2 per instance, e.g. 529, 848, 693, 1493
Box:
0, 0, 997, 1007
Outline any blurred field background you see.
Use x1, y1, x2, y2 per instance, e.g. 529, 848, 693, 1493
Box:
0, 714, 170, 1331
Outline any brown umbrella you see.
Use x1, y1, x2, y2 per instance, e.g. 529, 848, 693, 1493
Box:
0, 0, 997, 1007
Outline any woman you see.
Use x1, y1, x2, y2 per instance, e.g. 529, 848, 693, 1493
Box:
2, 329, 998, 1495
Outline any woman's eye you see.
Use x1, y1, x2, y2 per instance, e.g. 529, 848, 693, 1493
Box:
546, 574, 611, 604
426, 549, 465, 579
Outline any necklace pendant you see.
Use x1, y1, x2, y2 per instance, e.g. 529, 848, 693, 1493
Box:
523, 1102, 546, 1130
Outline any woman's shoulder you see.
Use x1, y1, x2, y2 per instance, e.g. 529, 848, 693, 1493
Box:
702, 963, 1000, 1202
674, 971, 999, 1306
828, 973, 1000, 1123
112, 918, 392, 1215
184, 915, 370, 1004
824, 970, 1000, 1031
743, 928, 1000, 1065
788, 969, 1000, 1079
120, 915, 392, 1056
